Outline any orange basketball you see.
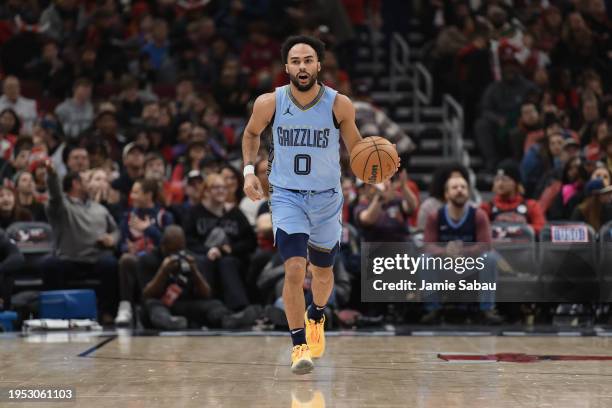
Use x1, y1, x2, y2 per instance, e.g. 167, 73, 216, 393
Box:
350, 136, 399, 184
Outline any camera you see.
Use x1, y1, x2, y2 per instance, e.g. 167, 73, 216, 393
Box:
169, 250, 191, 286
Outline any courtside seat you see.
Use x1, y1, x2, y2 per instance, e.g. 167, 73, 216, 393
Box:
539, 222, 598, 302
491, 222, 536, 276
598, 221, 612, 302
7, 222, 53, 290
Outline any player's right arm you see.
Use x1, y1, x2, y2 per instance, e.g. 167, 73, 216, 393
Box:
242, 92, 275, 201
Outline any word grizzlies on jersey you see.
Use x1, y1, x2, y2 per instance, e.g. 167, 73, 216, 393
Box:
276, 126, 330, 148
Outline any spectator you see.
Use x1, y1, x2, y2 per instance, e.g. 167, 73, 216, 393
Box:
221, 165, 244, 210
116, 75, 157, 128
182, 173, 256, 311
0, 108, 19, 161
14, 171, 46, 222
591, 164, 612, 187
85, 139, 116, 177
37, 115, 67, 178
212, 58, 251, 117
481, 160, 546, 235
144, 152, 183, 207
0, 137, 33, 182
521, 132, 565, 197
474, 47, 538, 171
0, 186, 32, 229
0, 229, 25, 311
39, 0, 84, 43
142, 225, 261, 330
570, 179, 612, 230
417, 163, 471, 231
111, 143, 145, 205
115, 178, 174, 326
26, 39, 73, 99
0, 76, 37, 134
83, 167, 122, 222
583, 119, 609, 161
200, 105, 231, 160
240, 21, 279, 78
41, 164, 120, 323
578, 96, 601, 146
423, 174, 501, 324
508, 101, 541, 161
173, 76, 198, 119
546, 157, 589, 220
141, 19, 174, 75
91, 107, 124, 163
171, 139, 207, 183
536, 138, 582, 213
173, 170, 205, 224
351, 82, 416, 161
62, 144, 90, 175
354, 176, 413, 243
55, 78, 94, 139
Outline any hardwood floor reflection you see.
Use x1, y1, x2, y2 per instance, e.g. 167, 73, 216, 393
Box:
1, 334, 612, 407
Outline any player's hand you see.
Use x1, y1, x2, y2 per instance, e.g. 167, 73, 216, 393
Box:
243, 174, 264, 201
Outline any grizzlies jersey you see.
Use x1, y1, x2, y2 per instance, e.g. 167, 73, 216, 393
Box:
268, 84, 341, 191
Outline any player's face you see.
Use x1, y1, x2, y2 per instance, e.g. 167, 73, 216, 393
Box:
286, 44, 320, 92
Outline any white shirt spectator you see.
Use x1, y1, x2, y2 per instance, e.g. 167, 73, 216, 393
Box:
0, 76, 38, 134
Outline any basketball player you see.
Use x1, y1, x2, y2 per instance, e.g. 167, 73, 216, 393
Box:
242, 35, 399, 374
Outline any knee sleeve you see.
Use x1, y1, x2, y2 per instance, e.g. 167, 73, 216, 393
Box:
308, 243, 339, 268
275, 228, 308, 262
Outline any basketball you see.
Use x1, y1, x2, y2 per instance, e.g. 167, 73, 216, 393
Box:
350, 136, 399, 184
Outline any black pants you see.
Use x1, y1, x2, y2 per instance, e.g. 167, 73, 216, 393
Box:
41, 255, 119, 315
245, 249, 275, 304
0, 266, 13, 310
118, 253, 150, 304
198, 255, 249, 311
145, 298, 230, 329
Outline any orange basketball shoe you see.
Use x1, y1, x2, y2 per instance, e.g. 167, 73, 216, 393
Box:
291, 344, 314, 375
305, 312, 325, 358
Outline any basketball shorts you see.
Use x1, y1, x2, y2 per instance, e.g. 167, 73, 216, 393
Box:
269, 184, 343, 254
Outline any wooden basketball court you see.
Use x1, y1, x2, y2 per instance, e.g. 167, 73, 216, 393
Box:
2, 332, 612, 407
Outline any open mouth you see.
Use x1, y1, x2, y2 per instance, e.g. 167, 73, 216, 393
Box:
297, 73, 309, 81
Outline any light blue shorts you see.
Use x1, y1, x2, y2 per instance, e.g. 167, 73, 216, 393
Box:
269, 185, 343, 252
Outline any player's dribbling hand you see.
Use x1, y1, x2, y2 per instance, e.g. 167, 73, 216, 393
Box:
243, 174, 264, 201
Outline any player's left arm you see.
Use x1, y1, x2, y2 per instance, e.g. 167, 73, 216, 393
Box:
333, 94, 362, 153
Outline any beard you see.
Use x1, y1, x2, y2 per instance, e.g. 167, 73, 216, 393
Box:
449, 195, 468, 208
289, 71, 317, 92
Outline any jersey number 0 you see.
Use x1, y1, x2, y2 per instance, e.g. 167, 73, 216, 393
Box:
294, 154, 311, 175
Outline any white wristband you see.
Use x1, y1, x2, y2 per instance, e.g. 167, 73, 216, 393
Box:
243, 164, 255, 177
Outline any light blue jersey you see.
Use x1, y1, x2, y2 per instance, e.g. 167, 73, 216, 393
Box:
268, 84, 341, 191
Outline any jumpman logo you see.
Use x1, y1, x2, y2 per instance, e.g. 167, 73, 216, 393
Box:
283, 106, 293, 116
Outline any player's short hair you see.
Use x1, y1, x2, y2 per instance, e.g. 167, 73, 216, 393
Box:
281, 35, 325, 64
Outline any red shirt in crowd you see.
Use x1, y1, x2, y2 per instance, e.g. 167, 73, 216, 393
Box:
480, 194, 546, 235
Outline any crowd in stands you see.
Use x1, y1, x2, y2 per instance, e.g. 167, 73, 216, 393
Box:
0, 0, 610, 328
425, 0, 612, 209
